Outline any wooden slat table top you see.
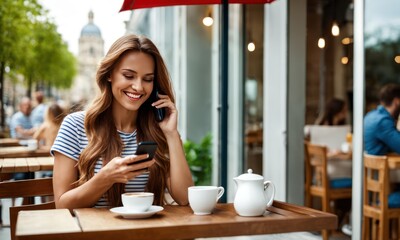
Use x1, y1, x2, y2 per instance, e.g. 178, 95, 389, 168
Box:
14, 158, 29, 173
26, 158, 41, 172
16, 201, 337, 240
35, 157, 54, 171
1, 158, 16, 173
0, 138, 21, 147
0, 157, 53, 173
0, 147, 50, 158
16, 209, 81, 238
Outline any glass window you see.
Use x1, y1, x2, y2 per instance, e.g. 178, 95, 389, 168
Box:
243, 5, 264, 175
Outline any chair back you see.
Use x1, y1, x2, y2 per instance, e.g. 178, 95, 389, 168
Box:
363, 154, 389, 214
0, 178, 54, 240
305, 142, 329, 191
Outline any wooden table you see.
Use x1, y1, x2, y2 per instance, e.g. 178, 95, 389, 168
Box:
0, 146, 50, 158
0, 138, 21, 147
15, 201, 337, 240
0, 156, 54, 174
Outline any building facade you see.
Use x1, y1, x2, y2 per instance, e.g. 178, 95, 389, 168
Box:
71, 11, 104, 104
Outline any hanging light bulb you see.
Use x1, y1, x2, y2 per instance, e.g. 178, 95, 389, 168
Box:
341, 56, 349, 64
395, 56, 400, 64
247, 42, 255, 52
202, 10, 213, 27
331, 21, 340, 36
341, 37, 352, 45
318, 37, 325, 49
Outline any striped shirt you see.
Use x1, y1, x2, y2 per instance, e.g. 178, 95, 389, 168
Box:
50, 111, 149, 208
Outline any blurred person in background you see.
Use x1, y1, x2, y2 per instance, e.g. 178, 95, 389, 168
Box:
316, 98, 352, 235
364, 83, 400, 155
342, 83, 400, 237
31, 90, 48, 127
9, 97, 36, 139
316, 98, 347, 126
51, 34, 193, 210
34, 103, 66, 151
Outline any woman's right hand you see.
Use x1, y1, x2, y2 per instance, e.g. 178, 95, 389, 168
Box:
99, 155, 155, 184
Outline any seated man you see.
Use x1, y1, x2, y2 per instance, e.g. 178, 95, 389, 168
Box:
9, 97, 36, 139
341, 84, 400, 236
364, 83, 400, 155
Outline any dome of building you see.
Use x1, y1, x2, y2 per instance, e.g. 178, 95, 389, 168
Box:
80, 11, 101, 37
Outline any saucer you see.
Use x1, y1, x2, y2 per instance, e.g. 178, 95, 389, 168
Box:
110, 205, 164, 219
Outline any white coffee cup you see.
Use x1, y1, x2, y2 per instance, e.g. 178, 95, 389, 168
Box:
188, 186, 224, 215
27, 139, 38, 150
121, 192, 154, 212
341, 142, 350, 153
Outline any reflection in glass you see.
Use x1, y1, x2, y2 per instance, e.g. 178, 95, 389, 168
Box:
243, 5, 263, 175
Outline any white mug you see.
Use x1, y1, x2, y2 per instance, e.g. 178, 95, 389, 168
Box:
341, 142, 351, 153
27, 139, 38, 151
188, 186, 224, 215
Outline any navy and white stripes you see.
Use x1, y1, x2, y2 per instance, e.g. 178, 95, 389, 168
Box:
51, 111, 148, 208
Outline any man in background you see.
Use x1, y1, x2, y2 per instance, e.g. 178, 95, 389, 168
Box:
364, 83, 400, 155
341, 83, 400, 236
9, 97, 36, 139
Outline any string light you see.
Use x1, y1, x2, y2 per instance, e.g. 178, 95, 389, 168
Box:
247, 42, 255, 52
202, 10, 213, 27
341, 37, 352, 45
331, 21, 340, 36
395, 56, 400, 64
318, 38, 325, 49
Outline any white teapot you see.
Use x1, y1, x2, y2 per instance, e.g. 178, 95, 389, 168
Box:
233, 169, 275, 217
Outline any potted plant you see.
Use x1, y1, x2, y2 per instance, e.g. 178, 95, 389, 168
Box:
183, 133, 212, 186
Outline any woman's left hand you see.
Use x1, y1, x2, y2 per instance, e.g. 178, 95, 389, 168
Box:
152, 93, 178, 135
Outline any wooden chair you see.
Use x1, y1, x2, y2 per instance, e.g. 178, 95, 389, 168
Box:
0, 178, 54, 240
363, 154, 400, 240
304, 142, 352, 240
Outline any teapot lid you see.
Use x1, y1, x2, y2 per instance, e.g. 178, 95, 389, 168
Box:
236, 169, 264, 180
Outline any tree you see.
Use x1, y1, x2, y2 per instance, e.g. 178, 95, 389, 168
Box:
365, 29, 400, 107
0, 0, 76, 128
0, 0, 42, 128
20, 19, 76, 94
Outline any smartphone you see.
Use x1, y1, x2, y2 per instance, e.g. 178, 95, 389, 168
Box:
152, 88, 165, 122
135, 141, 157, 162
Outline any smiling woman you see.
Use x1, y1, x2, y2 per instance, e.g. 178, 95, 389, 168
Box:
50, 34, 194, 210
109, 51, 155, 115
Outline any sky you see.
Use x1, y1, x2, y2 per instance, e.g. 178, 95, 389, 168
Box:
365, 0, 400, 34
39, 0, 132, 56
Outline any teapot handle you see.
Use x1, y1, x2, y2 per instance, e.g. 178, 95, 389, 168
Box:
263, 181, 275, 207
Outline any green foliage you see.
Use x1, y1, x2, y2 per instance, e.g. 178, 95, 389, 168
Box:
184, 133, 212, 186
365, 30, 400, 105
0, 0, 76, 90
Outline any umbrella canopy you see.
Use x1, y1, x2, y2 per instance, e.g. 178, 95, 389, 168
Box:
120, 0, 276, 202
120, 0, 275, 11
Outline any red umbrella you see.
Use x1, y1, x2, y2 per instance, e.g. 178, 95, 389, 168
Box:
120, 0, 275, 11
120, 0, 276, 202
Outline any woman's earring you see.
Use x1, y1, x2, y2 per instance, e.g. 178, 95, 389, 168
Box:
107, 78, 111, 82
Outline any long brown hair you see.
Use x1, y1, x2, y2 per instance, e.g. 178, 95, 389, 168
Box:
78, 34, 174, 207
